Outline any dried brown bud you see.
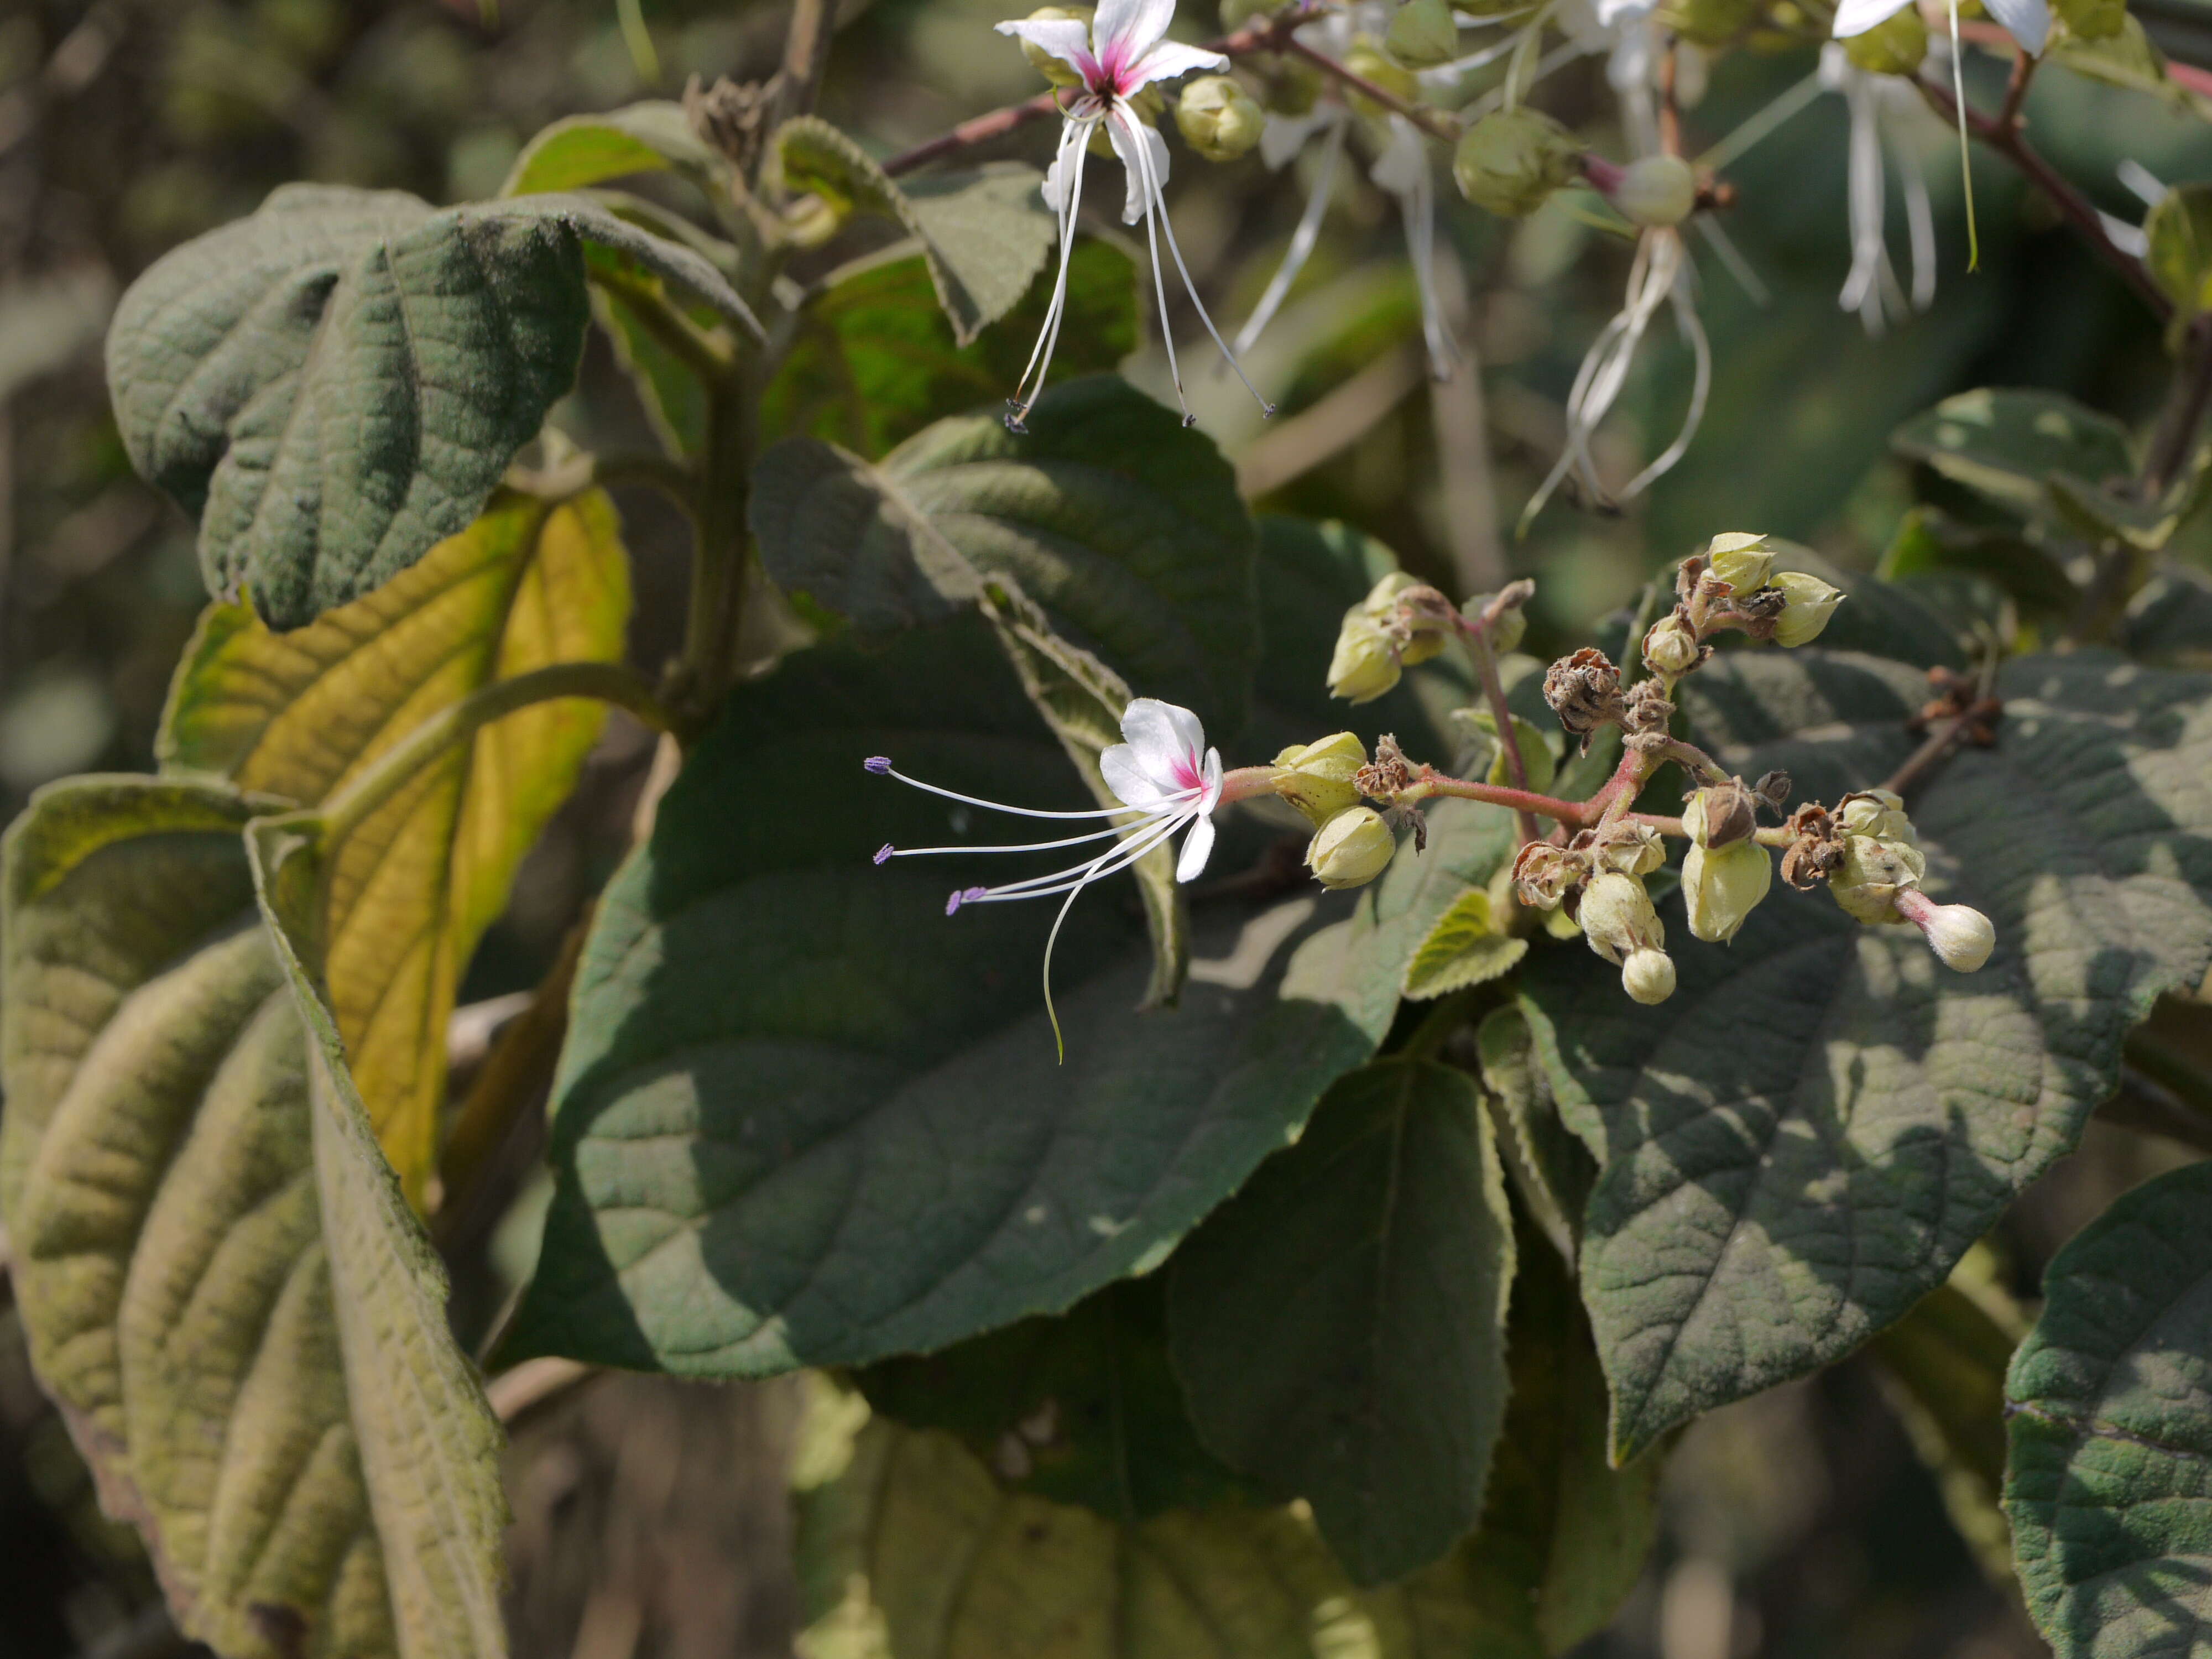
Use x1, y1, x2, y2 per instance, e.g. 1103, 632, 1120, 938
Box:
1778, 802, 1844, 890
1752, 770, 1792, 813
1622, 679, 1674, 737
1354, 732, 1416, 800
1512, 841, 1580, 910
1686, 780, 1759, 848
1543, 647, 1627, 739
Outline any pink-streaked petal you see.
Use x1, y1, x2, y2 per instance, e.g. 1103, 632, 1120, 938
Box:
1176, 812, 1216, 882
1102, 742, 1180, 812
995, 17, 1099, 76
1829, 0, 1911, 37
1197, 748, 1223, 815
1107, 111, 1171, 225
1093, 0, 1175, 65
1123, 39, 1230, 90
1119, 698, 1206, 787
1982, 0, 2049, 53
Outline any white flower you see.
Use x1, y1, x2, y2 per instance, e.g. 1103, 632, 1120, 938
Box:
995, 0, 1271, 429
1833, 0, 2047, 54
867, 697, 1223, 1054
1820, 44, 1937, 335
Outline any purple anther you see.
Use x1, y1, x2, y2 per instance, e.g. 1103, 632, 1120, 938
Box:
864, 755, 891, 774
945, 889, 964, 916
874, 844, 894, 866
946, 885, 987, 916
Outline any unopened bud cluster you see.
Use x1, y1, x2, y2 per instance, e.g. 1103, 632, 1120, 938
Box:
1326, 570, 1516, 705
1272, 733, 1401, 891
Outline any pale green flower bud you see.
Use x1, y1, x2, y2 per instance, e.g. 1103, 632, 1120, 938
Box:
1176, 76, 1266, 161
2053, 0, 2125, 38
1453, 108, 1582, 217
1621, 946, 1678, 1005
1704, 531, 1774, 594
1385, 0, 1460, 67
1844, 5, 1929, 71
1020, 5, 1094, 85
1683, 783, 1757, 849
1642, 613, 1703, 679
1771, 571, 1845, 646
1594, 823, 1665, 877
1902, 896, 1997, 972
1361, 569, 1422, 614
1272, 732, 1368, 827
1683, 838, 1772, 943
1580, 869, 1665, 964
1328, 614, 1404, 703
1835, 789, 1916, 846
1308, 806, 1398, 889
1614, 154, 1698, 228
1359, 570, 1451, 663
1830, 834, 1927, 925
1344, 35, 1421, 116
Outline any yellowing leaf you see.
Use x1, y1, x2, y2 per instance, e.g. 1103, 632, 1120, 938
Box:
0, 776, 508, 1659
158, 488, 633, 1206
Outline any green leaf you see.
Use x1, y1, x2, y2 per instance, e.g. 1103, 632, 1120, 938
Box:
500, 619, 1389, 1379
501, 101, 732, 198
1893, 388, 2136, 523
1870, 1261, 2024, 1582
1476, 1005, 1593, 1263
587, 244, 714, 458
2006, 1157, 2212, 1657
2050, 17, 2212, 115
775, 121, 1057, 344
1340, 798, 1521, 1019
107, 182, 750, 627
1522, 648, 2212, 1461
856, 1275, 1253, 1522
2125, 563, 2212, 666
761, 238, 1138, 459
1167, 1060, 1516, 1585
0, 776, 506, 1659
1878, 506, 2079, 618
1401, 888, 1528, 1001
156, 487, 632, 1206
2049, 446, 2212, 553
750, 374, 1259, 736
2148, 181, 2212, 325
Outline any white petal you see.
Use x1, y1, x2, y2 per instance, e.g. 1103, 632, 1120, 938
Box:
1124, 39, 1230, 89
1830, 0, 1912, 38
1981, 0, 2048, 54
1197, 748, 1224, 814
1042, 128, 1080, 213
1108, 111, 1171, 225
1101, 743, 1179, 812
1260, 107, 1337, 170
1176, 812, 1217, 882
1118, 697, 1207, 787
1595, 0, 1657, 24
997, 17, 1099, 74
1369, 114, 1427, 195
1093, 0, 1175, 64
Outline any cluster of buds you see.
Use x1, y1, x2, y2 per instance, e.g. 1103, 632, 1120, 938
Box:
1329, 571, 1484, 703
1782, 789, 1995, 970
1512, 823, 1675, 1003
1271, 732, 1400, 890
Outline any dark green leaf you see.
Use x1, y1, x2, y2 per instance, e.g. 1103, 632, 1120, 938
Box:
760, 238, 1136, 458
857, 1275, 1252, 1521
2148, 181, 2212, 324
1524, 648, 2212, 1460
775, 121, 1056, 343
2125, 562, 2212, 666
750, 374, 1259, 735
107, 182, 752, 627
501, 620, 1388, 1379
1767, 541, 1970, 669
1878, 506, 2079, 617
1168, 1060, 1515, 1585
1893, 388, 2135, 521
2007, 1158, 2212, 1657
1477, 1005, 1594, 1263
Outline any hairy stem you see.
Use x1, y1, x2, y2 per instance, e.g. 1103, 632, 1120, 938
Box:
672, 381, 752, 732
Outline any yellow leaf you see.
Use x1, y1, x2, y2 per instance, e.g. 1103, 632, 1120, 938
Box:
158, 488, 633, 1207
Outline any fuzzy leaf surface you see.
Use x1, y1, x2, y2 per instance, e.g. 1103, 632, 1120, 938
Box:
1523, 649, 2212, 1459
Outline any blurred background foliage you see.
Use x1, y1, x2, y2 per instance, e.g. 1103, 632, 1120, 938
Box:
3, 0, 2212, 1653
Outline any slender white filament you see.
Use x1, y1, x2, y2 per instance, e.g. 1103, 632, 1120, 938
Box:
1232, 115, 1348, 359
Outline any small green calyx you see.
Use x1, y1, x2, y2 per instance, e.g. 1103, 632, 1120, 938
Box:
1835, 787, 1915, 844
1844, 6, 1930, 71
1770, 571, 1845, 646
1830, 832, 1927, 924
1307, 806, 1399, 889
1642, 612, 1704, 679
1385, 0, 1461, 67
1326, 571, 1454, 702
1704, 531, 1775, 594
1271, 732, 1369, 826
1327, 616, 1404, 703
1177, 75, 1266, 161
1454, 108, 1583, 217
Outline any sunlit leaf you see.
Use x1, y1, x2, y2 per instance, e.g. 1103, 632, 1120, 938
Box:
1892, 388, 2135, 523
158, 488, 632, 1205
502, 101, 732, 197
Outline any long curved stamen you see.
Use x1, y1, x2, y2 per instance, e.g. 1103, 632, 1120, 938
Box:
1010, 114, 1099, 429
1948, 0, 1980, 271
867, 758, 1140, 818
1126, 108, 1275, 418
960, 808, 1192, 901
1024, 811, 1191, 1062
1232, 115, 1348, 358
1398, 158, 1461, 379
880, 823, 1135, 860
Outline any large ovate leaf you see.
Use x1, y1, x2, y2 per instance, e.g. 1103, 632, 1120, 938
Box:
1476, 1005, 1594, 1265
0, 775, 505, 1659
158, 487, 633, 1206
1342, 798, 1520, 1013
857, 1275, 1253, 1522
2006, 1158, 2212, 1657
499, 619, 1387, 1379
1522, 648, 2212, 1460
107, 182, 748, 627
1892, 388, 2135, 522
775, 121, 1056, 344
1166, 1060, 1516, 1586
750, 374, 1258, 737
761, 238, 1137, 458
501, 101, 732, 198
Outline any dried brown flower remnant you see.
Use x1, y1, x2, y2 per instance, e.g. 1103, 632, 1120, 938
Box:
1778, 802, 1845, 890
1543, 647, 1626, 740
